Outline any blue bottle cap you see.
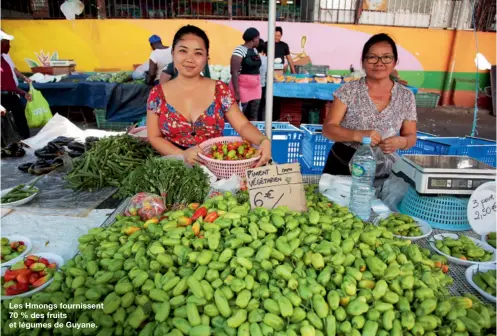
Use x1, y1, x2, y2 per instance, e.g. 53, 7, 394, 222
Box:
362, 137, 372, 145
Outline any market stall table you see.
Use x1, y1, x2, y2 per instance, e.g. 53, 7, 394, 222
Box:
19, 75, 151, 123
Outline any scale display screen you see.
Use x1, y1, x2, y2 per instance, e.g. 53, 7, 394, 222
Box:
428, 178, 489, 190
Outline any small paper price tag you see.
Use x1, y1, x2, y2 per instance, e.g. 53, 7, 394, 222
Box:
245, 163, 307, 212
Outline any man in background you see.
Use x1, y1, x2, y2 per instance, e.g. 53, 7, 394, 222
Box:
275, 27, 296, 74
147, 35, 172, 85
1, 31, 31, 139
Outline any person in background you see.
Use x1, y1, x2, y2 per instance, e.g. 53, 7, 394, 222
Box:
132, 61, 149, 80
275, 26, 296, 74
257, 39, 268, 121
147, 35, 172, 85
147, 25, 271, 167
230, 28, 261, 121
1, 31, 31, 139
322, 33, 417, 177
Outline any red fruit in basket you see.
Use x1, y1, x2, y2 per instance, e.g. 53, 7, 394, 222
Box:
29, 262, 46, 272
227, 144, 236, 151
38, 258, 50, 266
47, 263, 57, 269
28, 273, 40, 284
4, 269, 22, 282
10, 242, 20, 249
24, 259, 35, 268
18, 241, 24, 246
32, 274, 52, 288
16, 270, 31, 285
26, 255, 39, 262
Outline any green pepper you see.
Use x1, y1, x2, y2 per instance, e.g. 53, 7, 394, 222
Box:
263, 313, 284, 331
263, 299, 280, 315
335, 306, 347, 322
372, 280, 388, 300
345, 298, 369, 316
312, 294, 329, 318
214, 289, 231, 318
290, 307, 306, 324
311, 253, 325, 269
351, 315, 365, 330
401, 311, 415, 330
307, 311, 324, 330
366, 256, 387, 277
327, 290, 340, 310
362, 320, 378, 336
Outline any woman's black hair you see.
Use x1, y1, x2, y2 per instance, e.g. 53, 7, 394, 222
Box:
257, 39, 267, 54
172, 25, 210, 53
243, 28, 260, 42
361, 33, 398, 62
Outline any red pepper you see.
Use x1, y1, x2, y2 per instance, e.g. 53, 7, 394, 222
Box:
26, 255, 39, 262
38, 258, 50, 266
24, 259, 36, 268
10, 242, 20, 249
177, 216, 193, 227
16, 269, 31, 285
191, 207, 208, 221
32, 274, 52, 288
192, 222, 201, 236
3, 269, 23, 282
5, 282, 29, 296
188, 203, 200, 210
28, 273, 40, 284
204, 212, 219, 223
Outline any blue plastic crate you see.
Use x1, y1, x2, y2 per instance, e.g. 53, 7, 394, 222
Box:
223, 122, 303, 164
298, 156, 322, 175
300, 124, 334, 169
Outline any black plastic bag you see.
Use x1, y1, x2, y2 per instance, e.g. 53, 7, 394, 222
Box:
1, 110, 21, 148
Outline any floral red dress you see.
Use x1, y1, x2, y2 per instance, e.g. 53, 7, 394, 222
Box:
147, 80, 235, 149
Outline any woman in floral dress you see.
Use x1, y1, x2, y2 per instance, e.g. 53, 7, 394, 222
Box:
147, 25, 271, 167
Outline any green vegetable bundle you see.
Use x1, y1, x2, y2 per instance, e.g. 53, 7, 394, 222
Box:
435, 235, 494, 262
66, 135, 156, 191
86, 73, 112, 82
110, 71, 131, 84
2, 186, 496, 336
116, 157, 210, 207
377, 213, 423, 237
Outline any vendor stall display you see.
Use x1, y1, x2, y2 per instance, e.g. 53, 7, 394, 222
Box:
1, 185, 496, 335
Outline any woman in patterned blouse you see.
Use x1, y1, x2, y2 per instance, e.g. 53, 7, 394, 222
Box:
322, 33, 417, 176
147, 25, 271, 167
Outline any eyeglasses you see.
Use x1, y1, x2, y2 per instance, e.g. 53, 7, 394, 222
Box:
365, 55, 394, 64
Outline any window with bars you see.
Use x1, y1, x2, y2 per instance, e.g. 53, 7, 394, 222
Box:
1, 0, 495, 31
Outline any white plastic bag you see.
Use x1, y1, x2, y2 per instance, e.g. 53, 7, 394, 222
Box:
60, 0, 84, 20
379, 175, 409, 212
318, 174, 353, 206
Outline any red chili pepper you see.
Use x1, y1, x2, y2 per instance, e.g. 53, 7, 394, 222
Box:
204, 212, 219, 223
5, 282, 29, 296
24, 259, 36, 268
16, 269, 31, 285
191, 207, 208, 221
28, 273, 40, 284
38, 258, 50, 266
3, 269, 23, 282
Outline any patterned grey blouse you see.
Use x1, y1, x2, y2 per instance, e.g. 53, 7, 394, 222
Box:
334, 77, 417, 149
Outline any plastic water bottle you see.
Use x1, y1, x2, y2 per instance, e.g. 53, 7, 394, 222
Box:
349, 137, 377, 220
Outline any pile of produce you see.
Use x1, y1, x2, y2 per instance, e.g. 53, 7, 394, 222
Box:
0, 182, 38, 204
87, 72, 135, 84
2, 186, 496, 336
485, 232, 496, 248
18, 136, 100, 175
117, 158, 210, 207
434, 235, 494, 262
376, 214, 423, 237
1, 238, 27, 263
86, 73, 112, 82
206, 141, 257, 161
66, 135, 156, 191
2, 255, 58, 296
473, 270, 496, 297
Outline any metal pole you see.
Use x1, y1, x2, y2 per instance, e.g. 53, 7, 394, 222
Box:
265, 0, 277, 140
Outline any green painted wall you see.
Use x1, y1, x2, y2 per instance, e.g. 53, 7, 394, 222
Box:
328, 70, 490, 92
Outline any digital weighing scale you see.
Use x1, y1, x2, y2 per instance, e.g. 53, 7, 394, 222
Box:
392, 155, 496, 196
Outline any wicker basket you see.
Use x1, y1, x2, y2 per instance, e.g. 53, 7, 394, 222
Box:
198, 137, 260, 180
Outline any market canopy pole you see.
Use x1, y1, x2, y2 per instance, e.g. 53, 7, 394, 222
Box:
264, 0, 277, 140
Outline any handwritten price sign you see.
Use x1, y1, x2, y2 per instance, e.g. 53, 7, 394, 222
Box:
245, 163, 306, 212
467, 185, 496, 234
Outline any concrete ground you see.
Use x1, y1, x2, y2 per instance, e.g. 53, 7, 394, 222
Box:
417, 107, 496, 140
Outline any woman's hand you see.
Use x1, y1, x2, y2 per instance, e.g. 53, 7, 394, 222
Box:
24, 93, 33, 102
379, 136, 407, 154
182, 146, 203, 165
255, 138, 271, 167
356, 130, 382, 146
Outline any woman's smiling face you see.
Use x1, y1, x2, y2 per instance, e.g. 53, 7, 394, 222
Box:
173, 34, 208, 78
362, 41, 397, 80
